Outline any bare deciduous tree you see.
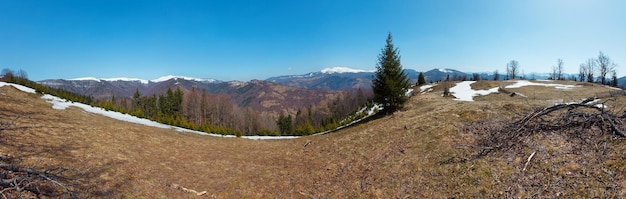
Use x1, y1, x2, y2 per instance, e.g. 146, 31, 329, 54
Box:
506, 60, 519, 80
182, 87, 201, 124
579, 64, 587, 82
555, 59, 564, 80
16, 69, 28, 79
585, 58, 595, 83
596, 51, 616, 85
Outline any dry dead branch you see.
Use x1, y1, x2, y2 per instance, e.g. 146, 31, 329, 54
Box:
475, 97, 626, 158
0, 164, 76, 198
522, 151, 536, 172
512, 97, 625, 137
168, 183, 207, 196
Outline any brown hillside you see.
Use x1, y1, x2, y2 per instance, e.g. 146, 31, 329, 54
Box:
1, 81, 625, 198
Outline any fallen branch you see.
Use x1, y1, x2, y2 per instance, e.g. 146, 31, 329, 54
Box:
513, 98, 625, 137
0, 163, 75, 198
522, 151, 536, 172
473, 97, 626, 158
168, 183, 207, 196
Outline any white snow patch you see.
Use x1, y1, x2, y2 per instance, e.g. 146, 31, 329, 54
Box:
240, 135, 300, 140
449, 81, 499, 102
448, 80, 582, 102
69, 77, 101, 82
41, 94, 72, 110
368, 104, 382, 116
438, 68, 451, 73
420, 84, 435, 93
0, 82, 36, 93
70, 77, 149, 84
102, 77, 149, 84
405, 88, 414, 96
604, 85, 623, 91
314, 104, 382, 136
321, 67, 373, 74
151, 75, 217, 83
228, 81, 247, 87
505, 80, 579, 90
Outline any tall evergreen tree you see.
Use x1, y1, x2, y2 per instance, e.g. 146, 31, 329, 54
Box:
372, 33, 411, 113
417, 72, 426, 86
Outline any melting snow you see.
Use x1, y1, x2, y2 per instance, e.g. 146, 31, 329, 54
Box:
405, 88, 414, 96
505, 80, 579, 90
0, 82, 36, 93
420, 84, 435, 93
449, 80, 584, 102
449, 81, 499, 102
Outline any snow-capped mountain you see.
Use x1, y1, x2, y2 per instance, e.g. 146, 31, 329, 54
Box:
267, 67, 421, 90
39, 75, 220, 99
422, 68, 469, 82
320, 67, 374, 74
68, 75, 218, 84
150, 75, 218, 83
37, 75, 341, 117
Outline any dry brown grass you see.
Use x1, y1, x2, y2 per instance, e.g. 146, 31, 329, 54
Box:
469, 80, 503, 90
0, 81, 625, 198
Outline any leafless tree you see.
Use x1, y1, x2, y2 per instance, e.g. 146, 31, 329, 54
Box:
182, 87, 201, 124
16, 69, 28, 80
555, 59, 564, 80
493, 70, 499, 81
579, 64, 587, 82
596, 51, 616, 85
506, 60, 519, 80
585, 58, 595, 83
0, 68, 14, 81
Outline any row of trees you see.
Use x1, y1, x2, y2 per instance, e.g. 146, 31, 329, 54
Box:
503, 51, 619, 86
413, 54, 617, 85
579, 51, 619, 86
102, 87, 373, 136
277, 88, 372, 135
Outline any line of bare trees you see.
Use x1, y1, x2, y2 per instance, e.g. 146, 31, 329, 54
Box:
101, 86, 373, 136
579, 51, 618, 85
503, 51, 618, 86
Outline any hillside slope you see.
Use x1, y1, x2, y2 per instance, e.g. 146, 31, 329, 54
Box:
0, 80, 625, 198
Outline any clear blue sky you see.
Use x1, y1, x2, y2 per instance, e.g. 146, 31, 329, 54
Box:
1, 0, 624, 81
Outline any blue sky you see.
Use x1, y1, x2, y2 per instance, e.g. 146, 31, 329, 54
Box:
1, 0, 624, 81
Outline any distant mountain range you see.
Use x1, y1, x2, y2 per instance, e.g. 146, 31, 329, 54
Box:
267, 67, 496, 90
37, 67, 623, 115
39, 77, 341, 116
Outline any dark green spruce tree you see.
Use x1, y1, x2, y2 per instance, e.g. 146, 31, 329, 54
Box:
372, 33, 411, 114
417, 72, 426, 86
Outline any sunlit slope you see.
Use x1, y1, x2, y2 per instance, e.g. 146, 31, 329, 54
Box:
1, 80, 624, 198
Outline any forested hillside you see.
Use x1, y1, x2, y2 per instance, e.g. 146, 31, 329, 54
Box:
2, 69, 374, 136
